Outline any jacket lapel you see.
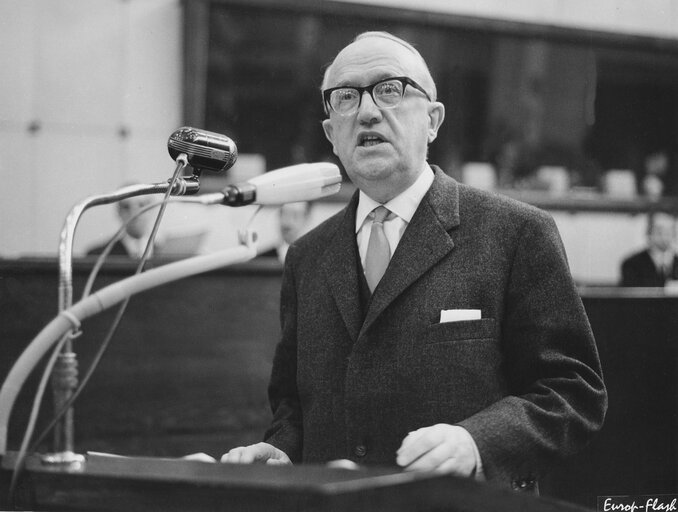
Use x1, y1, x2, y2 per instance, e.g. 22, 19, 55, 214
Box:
359, 167, 460, 338
320, 191, 363, 343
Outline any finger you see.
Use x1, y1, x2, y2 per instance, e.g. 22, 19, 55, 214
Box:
402, 442, 452, 472
396, 429, 427, 460
182, 452, 216, 463
220, 453, 235, 463
220, 447, 243, 463
434, 456, 474, 477
397, 429, 424, 450
239, 449, 256, 464
250, 443, 280, 463
221, 447, 254, 464
266, 457, 290, 466
396, 429, 440, 467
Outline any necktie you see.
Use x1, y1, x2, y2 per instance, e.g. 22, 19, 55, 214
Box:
364, 206, 393, 293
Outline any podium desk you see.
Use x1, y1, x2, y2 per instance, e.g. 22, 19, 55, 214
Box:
3, 260, 677, 509
1, 257, 284, 458
1, 452, 592, 512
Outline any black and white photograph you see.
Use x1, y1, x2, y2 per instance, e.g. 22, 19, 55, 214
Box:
1, 1, 678, 511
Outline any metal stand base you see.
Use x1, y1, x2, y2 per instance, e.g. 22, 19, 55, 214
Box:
40, 451, 85, 468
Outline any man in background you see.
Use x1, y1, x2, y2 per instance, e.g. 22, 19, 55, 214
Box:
86, 194, 157, 258
221, 31, 607, 493
259, 202, 311, 263
620, 211, 678, 287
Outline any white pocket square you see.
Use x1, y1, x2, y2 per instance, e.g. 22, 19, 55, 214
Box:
439, 309, 481, 323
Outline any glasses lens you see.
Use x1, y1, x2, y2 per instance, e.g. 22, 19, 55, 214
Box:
330, 88, 360, 114
374, 80, 404, 107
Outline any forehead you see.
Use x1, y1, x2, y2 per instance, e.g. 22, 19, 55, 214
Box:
327, 37, 425, 87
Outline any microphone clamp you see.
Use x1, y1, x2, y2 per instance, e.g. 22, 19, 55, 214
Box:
221, 183, 257, 206
168, 175, 200, 196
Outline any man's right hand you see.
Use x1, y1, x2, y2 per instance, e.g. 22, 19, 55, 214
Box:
220, 442, 292, 466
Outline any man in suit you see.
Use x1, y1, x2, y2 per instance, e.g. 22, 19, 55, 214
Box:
620, 211, 678, 287
259, 201, 311, 263
221, 31, 607, 492
86, 193, 157, 258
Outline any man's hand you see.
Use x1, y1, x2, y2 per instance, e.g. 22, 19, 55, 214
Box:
220, 442, 292, 466
396, 424, 478, 477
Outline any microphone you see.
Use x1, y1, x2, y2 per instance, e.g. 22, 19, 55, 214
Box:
168, 127, 238, 173
211, 162, 342, 206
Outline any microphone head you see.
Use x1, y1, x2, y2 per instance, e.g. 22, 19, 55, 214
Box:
168, 127, 238, 173
220, 162, 342, 206
246, 163, 342, 205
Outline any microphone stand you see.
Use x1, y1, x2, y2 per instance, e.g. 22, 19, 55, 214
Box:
49, 156, 198, 464
0, 230, 258, 459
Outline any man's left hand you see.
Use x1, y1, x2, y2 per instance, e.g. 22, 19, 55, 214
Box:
395, 424, 478, 477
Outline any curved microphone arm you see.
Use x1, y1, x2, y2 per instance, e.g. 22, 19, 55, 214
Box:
58, 172, 199, 313
51, 157, 196, 457
0, 235, 258, 456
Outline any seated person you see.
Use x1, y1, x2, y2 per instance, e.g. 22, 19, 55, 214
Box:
259, 201, 311, 263
87, 194, 157, 258
620, 211, 678, 287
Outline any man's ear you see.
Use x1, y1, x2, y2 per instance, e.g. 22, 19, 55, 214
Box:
427, 102, 445, 144
322, 119, 338, 156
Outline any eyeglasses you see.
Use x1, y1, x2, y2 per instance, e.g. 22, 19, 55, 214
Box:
323, 76, 432, 116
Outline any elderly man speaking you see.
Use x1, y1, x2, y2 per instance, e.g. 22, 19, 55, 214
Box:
221, 31, 607, 493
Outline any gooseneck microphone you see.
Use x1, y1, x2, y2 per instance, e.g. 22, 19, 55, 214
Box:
167, 127, 342, 205
216, 162, 342, 206
168, 127, 238, 173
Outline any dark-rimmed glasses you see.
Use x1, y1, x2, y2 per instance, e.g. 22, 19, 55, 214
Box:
323, 76, 432, 116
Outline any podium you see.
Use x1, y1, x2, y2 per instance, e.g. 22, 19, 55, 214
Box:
1, 452, 591, 512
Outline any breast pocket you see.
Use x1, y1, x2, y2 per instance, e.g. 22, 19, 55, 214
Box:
426, 318, 496, 345
406, 318, 504, 422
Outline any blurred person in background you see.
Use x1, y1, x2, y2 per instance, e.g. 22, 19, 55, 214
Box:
620, 211, 678, 287
259, 202, 311, 263
86, 193, 158, 258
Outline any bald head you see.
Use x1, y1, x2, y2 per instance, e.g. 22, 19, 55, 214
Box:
321, 31, 437, 101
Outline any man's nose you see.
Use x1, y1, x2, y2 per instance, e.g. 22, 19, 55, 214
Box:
356, 90, 382, 123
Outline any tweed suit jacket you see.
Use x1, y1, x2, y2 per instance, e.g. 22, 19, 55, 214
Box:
264, 166, 607, 491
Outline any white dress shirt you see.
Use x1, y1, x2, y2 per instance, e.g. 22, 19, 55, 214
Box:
649, 247, 675, 279
355, 164, 434, 269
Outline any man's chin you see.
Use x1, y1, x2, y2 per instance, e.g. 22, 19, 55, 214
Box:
347, 158, 395, 180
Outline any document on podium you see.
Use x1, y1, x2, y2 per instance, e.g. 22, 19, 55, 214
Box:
87, 450, 217, 463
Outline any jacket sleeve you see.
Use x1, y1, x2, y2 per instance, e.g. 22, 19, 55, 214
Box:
262, 244, 304, 462
458, 210, 608, 489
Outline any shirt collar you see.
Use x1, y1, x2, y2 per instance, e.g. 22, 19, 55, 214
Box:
355, 164, 435, 233
649, 246, 673, 266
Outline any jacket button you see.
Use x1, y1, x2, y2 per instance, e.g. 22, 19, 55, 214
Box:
354, 445, 367, 457
513, 479, 535, 491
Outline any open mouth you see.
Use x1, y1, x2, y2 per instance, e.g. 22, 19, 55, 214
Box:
358, 134, 386, 147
